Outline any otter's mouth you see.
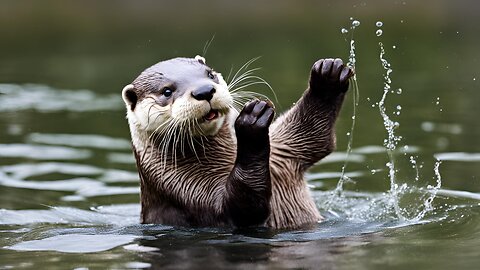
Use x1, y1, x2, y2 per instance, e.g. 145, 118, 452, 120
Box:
204, 109, 219, 121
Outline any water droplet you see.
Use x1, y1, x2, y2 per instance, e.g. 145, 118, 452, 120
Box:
376, 29, 383, 36
352, 20, 360, 27
392, 45, 396, 49
474, 77, 476, 81
400, 20, 404, 23
396, 105, 402, 110
350, 17, 354, 21
351, 116, 355, 120
396, 88, 402, 94
371, 169, 377, 174
341, 28, 348, 34
346, 132, 351, 136
376, 21, 383, 27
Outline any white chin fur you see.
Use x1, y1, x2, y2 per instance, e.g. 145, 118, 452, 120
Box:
171, 95, 228, 136
199, 114, 226, 135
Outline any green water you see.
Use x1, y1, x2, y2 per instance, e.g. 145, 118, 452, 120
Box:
1, 1, 479, 269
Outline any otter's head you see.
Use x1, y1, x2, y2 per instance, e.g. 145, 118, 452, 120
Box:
122, 56, 233, 138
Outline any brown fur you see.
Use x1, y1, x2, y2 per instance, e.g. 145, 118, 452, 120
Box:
124, 57, 352, 229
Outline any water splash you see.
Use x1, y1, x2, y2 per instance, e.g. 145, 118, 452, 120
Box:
377, 24, 444, 222
322, 19, 444, 223
409, 156, 420, 181
378, 41, 406, 220
325, 19, 361, 208
413, 160, 442, 220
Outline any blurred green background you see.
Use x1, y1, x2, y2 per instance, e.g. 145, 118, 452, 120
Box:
1, 0, 478, 189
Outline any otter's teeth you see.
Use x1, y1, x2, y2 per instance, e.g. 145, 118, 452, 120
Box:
205, 110, 218, 121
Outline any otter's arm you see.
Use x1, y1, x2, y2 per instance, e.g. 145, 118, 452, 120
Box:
270, 58, 353, 170
224, 100, 275, 227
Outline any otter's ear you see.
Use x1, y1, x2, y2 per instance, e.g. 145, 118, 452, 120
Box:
122, 84, 138, 111
195, 55, 206, 65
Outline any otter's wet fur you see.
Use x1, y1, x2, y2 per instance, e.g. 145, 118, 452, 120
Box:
122, 56, 353, 229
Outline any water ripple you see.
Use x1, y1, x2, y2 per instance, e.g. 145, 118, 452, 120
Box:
28, 133, 131, 150
6, 234, 139, 253
0, 84, 123, 112
0, 204, 139, 225
0, 144, 91, 160
434, 152, 480, 162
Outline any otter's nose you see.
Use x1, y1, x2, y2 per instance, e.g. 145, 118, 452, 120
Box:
191, 85, 216, 101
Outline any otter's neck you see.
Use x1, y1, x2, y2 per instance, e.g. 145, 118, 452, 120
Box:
131, 119, 237, 222
131, 119, 236, 164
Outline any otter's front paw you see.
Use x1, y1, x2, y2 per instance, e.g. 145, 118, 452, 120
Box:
235, 99, 275, 143
309, 58, 354, 99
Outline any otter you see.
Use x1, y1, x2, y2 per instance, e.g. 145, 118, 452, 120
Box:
122, 55, 353, 229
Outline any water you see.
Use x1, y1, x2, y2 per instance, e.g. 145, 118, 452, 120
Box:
1, 1, 480, 269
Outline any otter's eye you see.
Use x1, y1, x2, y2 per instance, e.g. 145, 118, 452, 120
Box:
162, 87, 173, 97
207, 71, 215, 80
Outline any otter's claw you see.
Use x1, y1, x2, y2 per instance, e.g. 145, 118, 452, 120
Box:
235, 99, 275, 141
310, 58, 354, 98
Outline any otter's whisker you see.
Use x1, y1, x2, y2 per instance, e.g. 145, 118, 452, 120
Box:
181, 118, 191, 158
179, 120, 186, 157
188, 120, 201, 163
229, 78, 271, 93
202, 34, 215, 57
146, 109, 167, 131
228, 104, 240, 114
228, 68, 261, 90
232, 91, 270, 100
228, 57, 261, 87
148, 118, 172, 143
225, 66, 235, 84
227, 63, 278, 104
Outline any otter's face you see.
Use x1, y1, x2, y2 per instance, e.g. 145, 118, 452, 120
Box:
122, 56, 233, 137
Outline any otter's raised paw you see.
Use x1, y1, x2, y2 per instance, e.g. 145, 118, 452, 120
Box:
309, 58, 354, 99
235, 99, 275, 142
